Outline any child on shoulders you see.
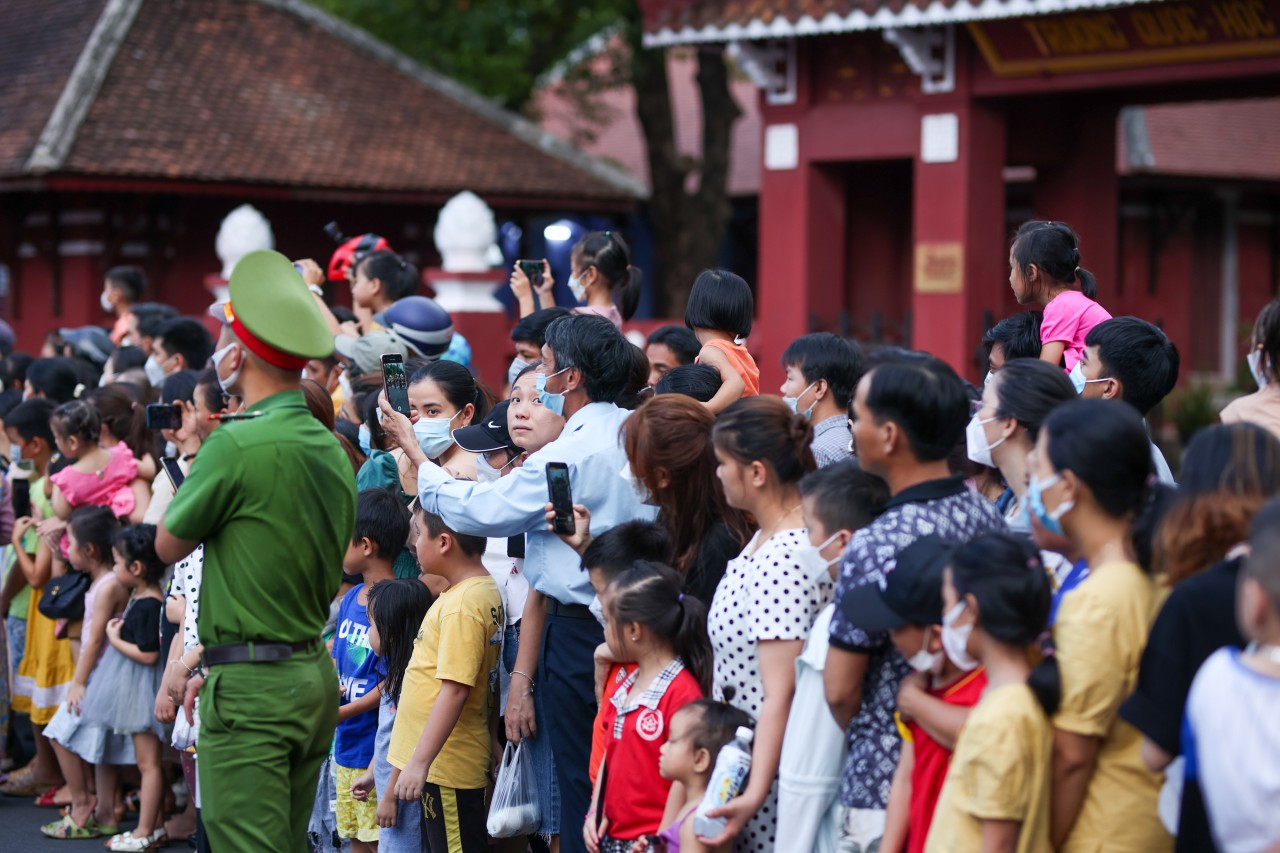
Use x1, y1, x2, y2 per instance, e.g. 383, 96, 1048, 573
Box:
685, 269, 759, 412
49, 401, 149, 525
1008, 220, 1111, 375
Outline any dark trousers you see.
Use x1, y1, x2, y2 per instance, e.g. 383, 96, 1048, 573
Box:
541, 611, 604, 853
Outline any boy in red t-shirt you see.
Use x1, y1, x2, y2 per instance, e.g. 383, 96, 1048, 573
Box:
839, 536, 986, 853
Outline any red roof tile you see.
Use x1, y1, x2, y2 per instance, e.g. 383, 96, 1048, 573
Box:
0, 0, 108, 176
1120, 99, 1280, 182
2, 0, 642, 204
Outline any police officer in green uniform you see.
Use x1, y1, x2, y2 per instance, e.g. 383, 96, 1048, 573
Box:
157, 250, 357, 851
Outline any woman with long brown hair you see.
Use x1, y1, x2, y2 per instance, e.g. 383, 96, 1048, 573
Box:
622, 394, 753, 602
1119, 422, 1280, 852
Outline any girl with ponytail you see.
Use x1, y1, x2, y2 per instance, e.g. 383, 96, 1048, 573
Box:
925, 531, 1055, 853
510, 231, 644, 328
1027, 399, 1170, 853
703, 396, 824, 853
584, 562, 707, 853
1009, 220, 1112, 373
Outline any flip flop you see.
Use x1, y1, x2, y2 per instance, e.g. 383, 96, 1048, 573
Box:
40, 813, 101, 840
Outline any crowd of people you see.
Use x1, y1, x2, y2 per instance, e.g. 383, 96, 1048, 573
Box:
0, 218, 1277, 853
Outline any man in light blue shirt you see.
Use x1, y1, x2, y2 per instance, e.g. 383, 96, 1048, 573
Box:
381, 313, 651, 853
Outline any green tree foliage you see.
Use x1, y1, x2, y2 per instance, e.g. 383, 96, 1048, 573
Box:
313, 0, 629, 109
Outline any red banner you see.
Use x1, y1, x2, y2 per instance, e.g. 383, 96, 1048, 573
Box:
969, 0, 1280, 76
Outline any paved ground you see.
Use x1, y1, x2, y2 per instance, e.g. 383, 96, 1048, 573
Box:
0, 791, 163, 852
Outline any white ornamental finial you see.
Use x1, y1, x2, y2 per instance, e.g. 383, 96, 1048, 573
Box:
434, 191, 498, 273
215, 204, 275, 279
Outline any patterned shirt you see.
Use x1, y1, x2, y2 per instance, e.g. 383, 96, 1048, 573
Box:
811, 414, 854, 468
830, 477, 1006, 810
611, 659, 686, 738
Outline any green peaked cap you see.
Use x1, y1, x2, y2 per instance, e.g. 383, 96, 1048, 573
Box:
227, 250, 334, 360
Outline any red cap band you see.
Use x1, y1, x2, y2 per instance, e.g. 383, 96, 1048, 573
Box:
224, 302, 308, 371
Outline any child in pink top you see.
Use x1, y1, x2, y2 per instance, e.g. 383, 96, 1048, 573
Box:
50, 401, 148, 526
1008, 220, 1111, 373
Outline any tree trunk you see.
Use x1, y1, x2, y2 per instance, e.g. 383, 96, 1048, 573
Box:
627, 17, 741, 316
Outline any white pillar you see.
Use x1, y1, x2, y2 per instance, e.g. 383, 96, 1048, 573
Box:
1220, 189, 1240, 380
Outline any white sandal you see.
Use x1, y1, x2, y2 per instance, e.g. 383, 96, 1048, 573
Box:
105, 832, 153, 852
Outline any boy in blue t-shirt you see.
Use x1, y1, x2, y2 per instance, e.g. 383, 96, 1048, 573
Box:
333, 488, 411, 852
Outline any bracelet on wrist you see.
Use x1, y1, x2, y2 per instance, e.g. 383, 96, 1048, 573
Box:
512, 670, 535, 690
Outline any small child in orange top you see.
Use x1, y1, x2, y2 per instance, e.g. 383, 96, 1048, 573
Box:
685, 269, 759, 413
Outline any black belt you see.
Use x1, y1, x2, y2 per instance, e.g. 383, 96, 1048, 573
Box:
204, 639, 320, 666
546, 598, 593, 620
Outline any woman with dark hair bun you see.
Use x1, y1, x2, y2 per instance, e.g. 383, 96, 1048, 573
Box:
702, 396, 822, 853
1027, 400, 1168, 853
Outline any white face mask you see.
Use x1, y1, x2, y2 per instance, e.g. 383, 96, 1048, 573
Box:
475, 453, 501, 484
144, 354, 169, 387
906, 626, 943, 674
413, 411, 463, 460
100, 291, 113, 313
568, 275, 587, 301
1068, 361, 1110, 396
618, 462, 655, 505
589, 594, 605, 627
1248, 349, 1268, 389
794, 531, 843, 581
508, 357, 533, 388
783, 381, 817, 420
941, 601, 979, 672
965, 412, 1005, 468
211, 343, 242, 394
983, 370, 995, 389
338, 368, 354, 402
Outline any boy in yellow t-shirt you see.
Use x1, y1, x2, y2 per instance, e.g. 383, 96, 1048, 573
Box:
388, 505, 503, 853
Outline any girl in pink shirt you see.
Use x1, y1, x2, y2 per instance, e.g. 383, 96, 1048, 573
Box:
1009, 221, 1111, 374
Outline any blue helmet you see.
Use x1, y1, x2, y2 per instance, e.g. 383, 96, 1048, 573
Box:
379, 296, 454, 361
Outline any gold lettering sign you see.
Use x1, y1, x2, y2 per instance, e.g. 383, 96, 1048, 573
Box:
915, 243, 965, 294
971, 0, 1280, 76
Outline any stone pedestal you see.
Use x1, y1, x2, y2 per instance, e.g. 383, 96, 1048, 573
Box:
425, 268, 511, 389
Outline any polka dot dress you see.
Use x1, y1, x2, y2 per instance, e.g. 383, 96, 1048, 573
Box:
708, 528, 836, 853
170, 544, 204, 653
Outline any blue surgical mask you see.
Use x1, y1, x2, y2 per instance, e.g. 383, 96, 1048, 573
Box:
535, 368, 569, 417
782, 381, 817, 420
357, 424, 372, 457
1027, 473, 1074, 536
413, 411, 463, 460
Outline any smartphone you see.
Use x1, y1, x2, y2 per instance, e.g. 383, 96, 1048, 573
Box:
517, 260, 543, 288
160, 456, 185, 491
546, 462, 574, 535
145, 403, 182, 431
382, 353, 411, 417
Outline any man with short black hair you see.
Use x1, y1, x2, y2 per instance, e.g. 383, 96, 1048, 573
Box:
644, 325, 700, 388
380, 313, 653, 853
508, 307, 573, 387
781, 333, 864, 466
982, 311, 1043, 379
1077, 316, 1180, 484
150, 318, 214, 386
826, 355, 1006, 852
103, 266, 146, 345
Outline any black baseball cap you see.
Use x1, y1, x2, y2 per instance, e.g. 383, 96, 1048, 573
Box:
452, 400, 518, 454
839, 535, 954, 631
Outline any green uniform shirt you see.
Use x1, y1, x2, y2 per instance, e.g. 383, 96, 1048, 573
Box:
164, 390, 356, 647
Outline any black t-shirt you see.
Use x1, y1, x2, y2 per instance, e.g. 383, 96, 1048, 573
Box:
682, 519, 742, 605
121, 596, 164, 653
1119, 556, 1244, 853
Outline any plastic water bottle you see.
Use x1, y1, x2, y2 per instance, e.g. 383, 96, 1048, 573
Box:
693, 726, 754, 838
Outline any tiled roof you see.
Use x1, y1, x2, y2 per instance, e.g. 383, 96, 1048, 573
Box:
535, 43, 762, 197
0, 0, 109, 176
1120, 99, 1280, 182
1, 0, 643, 203
641, 0, 1159, 45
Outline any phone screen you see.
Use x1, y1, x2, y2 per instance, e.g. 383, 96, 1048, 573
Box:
518, 260, 543, 288
546, 463, 574, 535
382, 355, 411, 417
145, 403, 182, 431
160, 457, 185, 491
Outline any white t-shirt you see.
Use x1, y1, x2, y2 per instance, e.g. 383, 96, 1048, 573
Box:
1185, 647, 1280, 853
482, 537, 528, 627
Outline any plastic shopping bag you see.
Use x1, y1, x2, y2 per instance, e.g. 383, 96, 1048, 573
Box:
486, 741, 541, 838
